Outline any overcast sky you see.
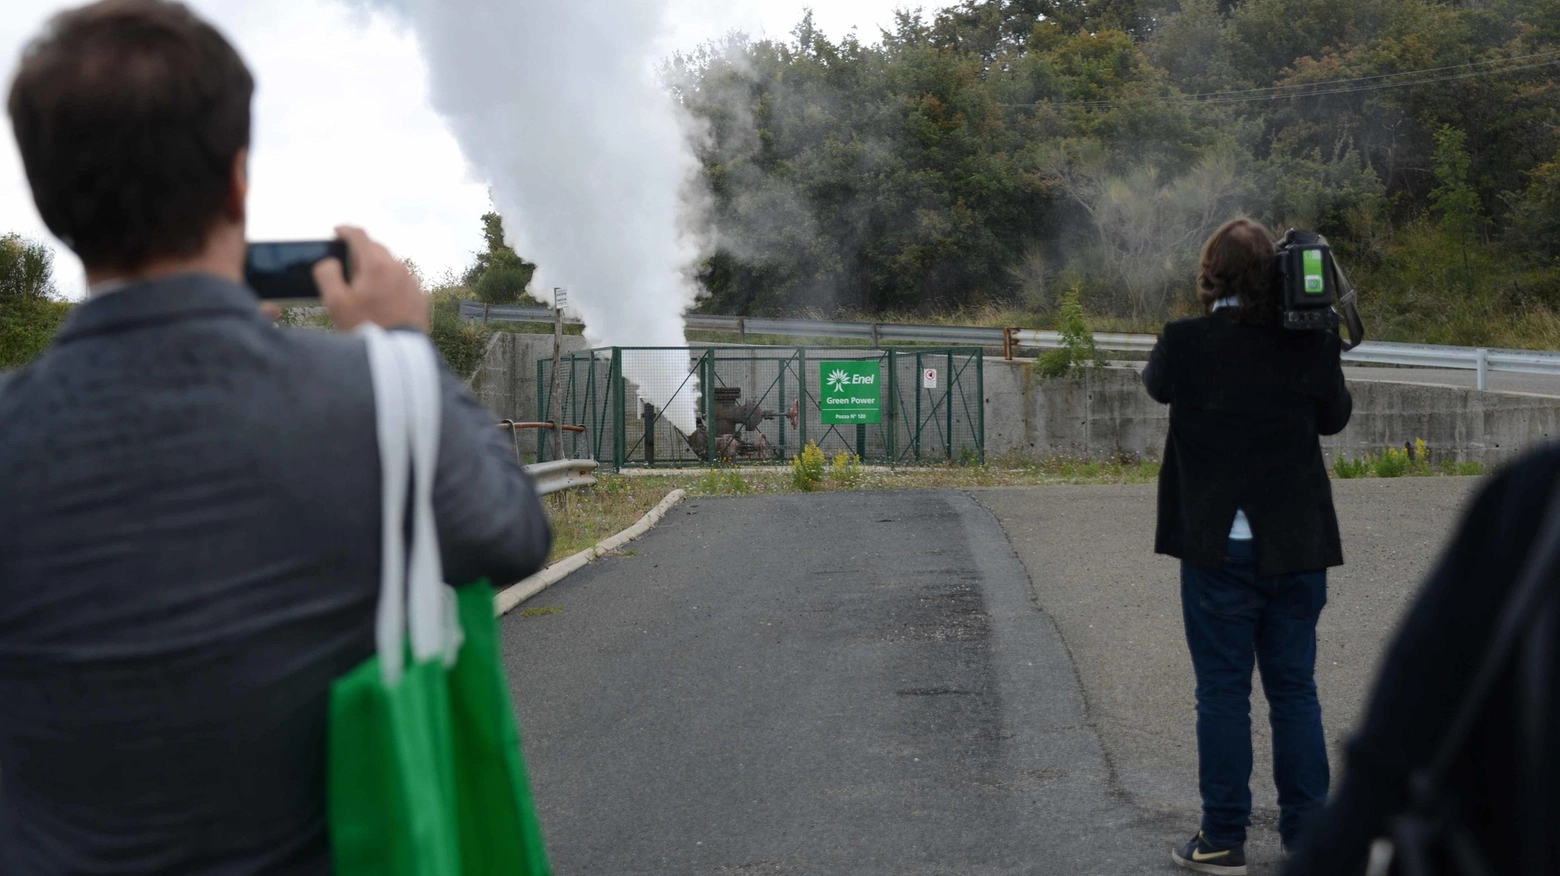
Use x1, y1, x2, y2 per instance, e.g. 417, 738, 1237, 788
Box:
0, 0, 944, 297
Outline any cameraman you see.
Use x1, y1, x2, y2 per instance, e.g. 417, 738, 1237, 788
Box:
1144, 217, 1353, 874
0, 2, 550, 873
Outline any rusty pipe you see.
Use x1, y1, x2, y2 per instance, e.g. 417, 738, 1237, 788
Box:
497, 420, 586, 434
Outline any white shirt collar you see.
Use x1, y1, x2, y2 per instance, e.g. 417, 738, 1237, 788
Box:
1211, 295, 1240, 311
88, 279, 131, 299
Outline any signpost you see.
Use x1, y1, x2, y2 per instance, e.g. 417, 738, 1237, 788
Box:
922, 368, 938, 389
820, 360, 882, 425
549, 288, 567, 461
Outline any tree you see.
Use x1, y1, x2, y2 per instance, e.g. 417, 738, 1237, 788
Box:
0, 233, 67, 368
672, 0, 1558, 325
1431, 127, 1483, 243
0, 233, 55, 300
1430, 125, 1484, 293
1507, 151, 1560, 262
462, 212, 538, 305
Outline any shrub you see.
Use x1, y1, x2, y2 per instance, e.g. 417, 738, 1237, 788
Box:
429, 304, 492, 378
791, 441, 825, 491
829, 450, 863, 488
1333, 454, 1370, 479
1373, 445, 1410, 478
1033, 283, 1100, 378
1334, 439, 1447, 479
0, 294, 69, 368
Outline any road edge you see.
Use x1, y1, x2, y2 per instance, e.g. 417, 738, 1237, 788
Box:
494, 488, 688, 616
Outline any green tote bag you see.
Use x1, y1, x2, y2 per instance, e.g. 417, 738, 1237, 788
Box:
328, 326, 551, 876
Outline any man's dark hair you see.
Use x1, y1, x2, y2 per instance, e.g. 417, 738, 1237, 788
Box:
7, 0, 253, 272
1198, 217, 1279, 326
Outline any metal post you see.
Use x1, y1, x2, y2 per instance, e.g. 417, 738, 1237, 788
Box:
482, 303, 491, 325
914, 352, 922, 461
871, 323, 880, 349
976, 348, 985, 464
886, 349, 897, 463
946, 349, 955, 461
585, 350, 598, 461
798, 348, 808, 451
1003, 327, 1013, 360
778, 361, 787, 455
643, 401, 657, 467
611, 348, 625, 471
535, 357, 546, 463
856, 423, 866, 460
1477, 348, 1489, 391
703, 349, 716, 467
739, 317, 747, 345
549, 289, 566, 461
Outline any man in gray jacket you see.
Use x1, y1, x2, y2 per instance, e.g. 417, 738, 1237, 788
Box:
0, 2, 552, 873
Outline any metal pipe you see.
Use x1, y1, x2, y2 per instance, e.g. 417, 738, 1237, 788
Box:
498, 421, 587, 433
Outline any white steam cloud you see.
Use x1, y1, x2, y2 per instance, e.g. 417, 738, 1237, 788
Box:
358, 0, 704, 434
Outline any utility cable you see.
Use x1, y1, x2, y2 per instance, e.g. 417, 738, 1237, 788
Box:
998, 50, 1560, 110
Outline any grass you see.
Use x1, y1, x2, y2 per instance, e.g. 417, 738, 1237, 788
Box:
543, 477, 674, 563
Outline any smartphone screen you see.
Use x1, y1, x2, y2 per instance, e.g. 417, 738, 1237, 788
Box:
245, 240, 350, 301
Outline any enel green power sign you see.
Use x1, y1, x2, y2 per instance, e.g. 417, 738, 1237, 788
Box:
819, 361, 882, 424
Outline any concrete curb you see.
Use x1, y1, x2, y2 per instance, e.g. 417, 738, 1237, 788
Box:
494, 488, 688, 616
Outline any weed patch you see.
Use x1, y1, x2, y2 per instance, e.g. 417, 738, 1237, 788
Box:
1332, 439, 1483, 479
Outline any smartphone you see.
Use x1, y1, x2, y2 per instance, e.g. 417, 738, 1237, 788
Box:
245, 240, 350, 301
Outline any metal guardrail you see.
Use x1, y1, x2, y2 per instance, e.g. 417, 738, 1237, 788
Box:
526, 458, 599, 497
460, 300, 1560, 390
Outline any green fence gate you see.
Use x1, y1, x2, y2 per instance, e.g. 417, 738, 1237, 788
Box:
538, 346, 984, 470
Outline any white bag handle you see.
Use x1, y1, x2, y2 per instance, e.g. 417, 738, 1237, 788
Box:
362, 325, 462, 686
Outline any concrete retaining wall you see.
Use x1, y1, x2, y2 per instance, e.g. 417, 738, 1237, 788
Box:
983, 361, 1560, 466
468, 332, 591, 422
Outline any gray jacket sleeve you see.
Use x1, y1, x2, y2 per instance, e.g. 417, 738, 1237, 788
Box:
432, 364, 553, 586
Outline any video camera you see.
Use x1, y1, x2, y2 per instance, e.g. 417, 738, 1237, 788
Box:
1275, 229, 1365, 350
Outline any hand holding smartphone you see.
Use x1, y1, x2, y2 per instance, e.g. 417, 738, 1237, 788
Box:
245, 240, 352, 302
259, 227, 428, 332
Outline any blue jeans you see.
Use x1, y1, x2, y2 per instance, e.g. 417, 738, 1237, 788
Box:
1181, 539, 1330, 848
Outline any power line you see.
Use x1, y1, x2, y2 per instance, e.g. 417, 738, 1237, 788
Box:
999, 50, 1560, 110
1162, 48, 1560, 100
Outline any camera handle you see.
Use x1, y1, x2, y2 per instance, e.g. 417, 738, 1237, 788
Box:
1331, 257, 1366, 351
1314, 233, 1366, 352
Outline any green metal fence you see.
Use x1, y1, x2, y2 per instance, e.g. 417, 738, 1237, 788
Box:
537, 346, 984, 470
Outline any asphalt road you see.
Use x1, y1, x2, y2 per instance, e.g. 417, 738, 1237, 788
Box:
974, 478, 1482, 868
502, 478, 1483, 874
504, 491, 1172, 875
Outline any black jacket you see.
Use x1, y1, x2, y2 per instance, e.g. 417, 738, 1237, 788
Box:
1144, 310, 1352, 576
0, 276, 552, 875
1286, 446, 1560, 875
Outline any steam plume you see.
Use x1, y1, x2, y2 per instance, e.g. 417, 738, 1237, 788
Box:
357, 0, 704, 433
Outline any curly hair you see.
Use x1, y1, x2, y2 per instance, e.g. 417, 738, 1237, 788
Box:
1198, 218, 1278, 325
